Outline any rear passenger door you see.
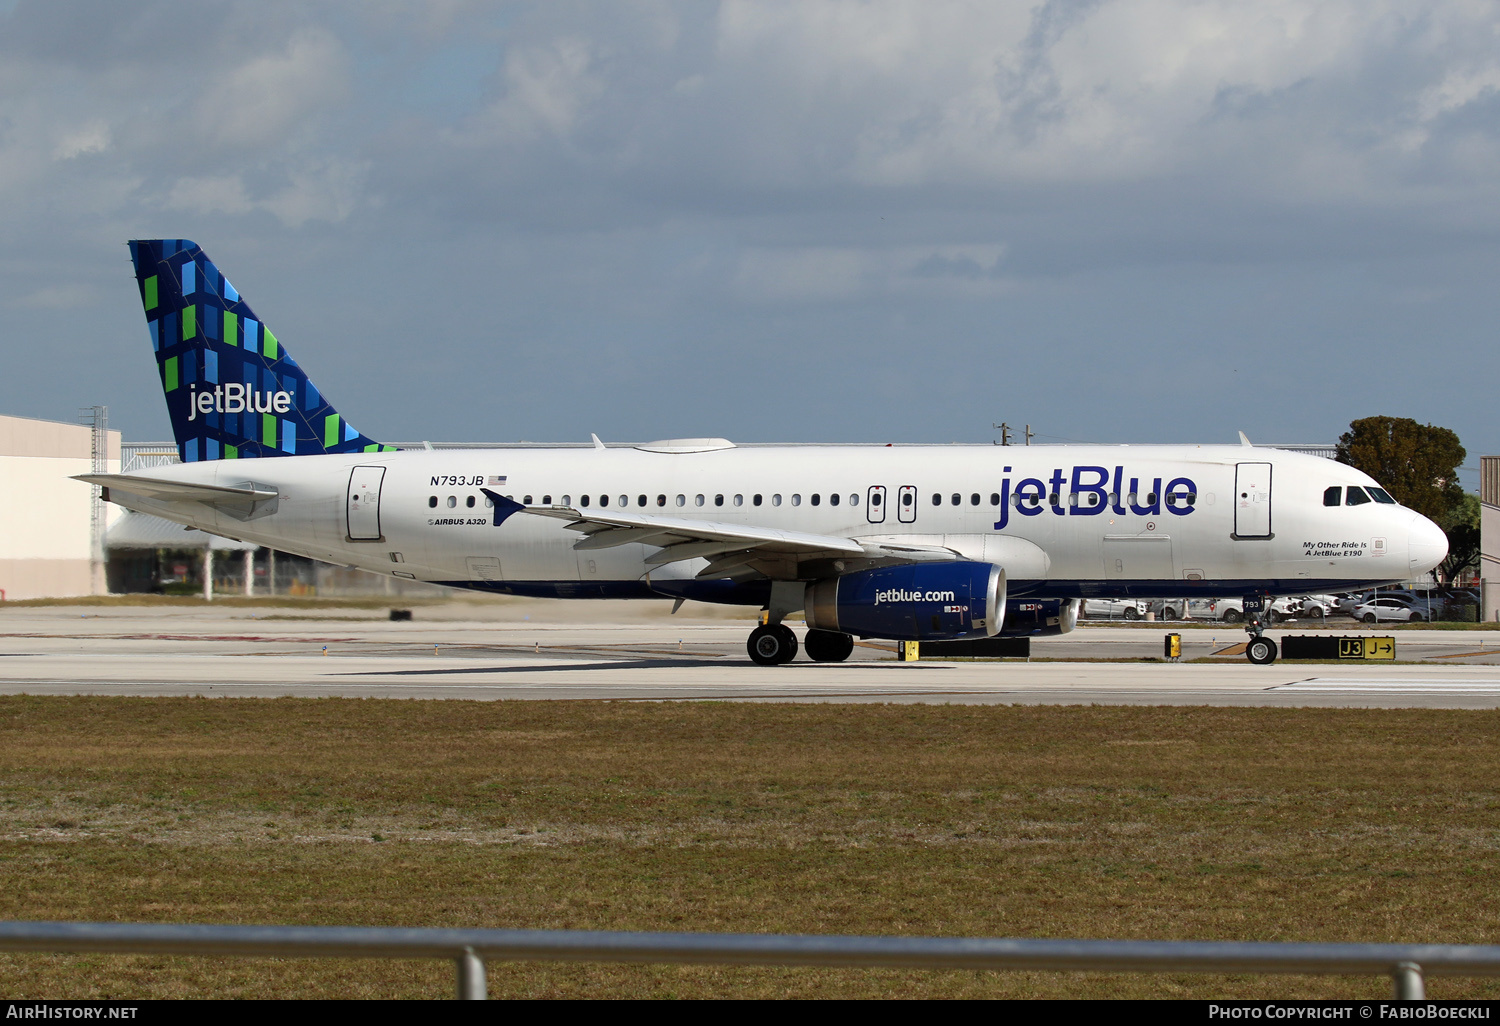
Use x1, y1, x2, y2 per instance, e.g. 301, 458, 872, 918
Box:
346, 466, 385, 541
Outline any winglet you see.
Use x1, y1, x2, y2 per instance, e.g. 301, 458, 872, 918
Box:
1238, 431, 1253, 446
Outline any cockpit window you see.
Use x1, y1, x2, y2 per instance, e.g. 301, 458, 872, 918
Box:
1346, 486, 1372, 506
1323, 487, 1341, 507
1368, 487, 1397, 504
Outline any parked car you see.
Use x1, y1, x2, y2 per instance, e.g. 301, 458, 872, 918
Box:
1187, 596, 1299, 623
1337, 589, 1420, 618
1351, 596, 1441, 623
1293, 594, 1342, 619
1081, 598, 1149, 620
1149, 598, 1190, 620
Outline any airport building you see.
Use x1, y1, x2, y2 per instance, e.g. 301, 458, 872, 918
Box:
0, 411, 119, 600
1481, 456, 1500, 621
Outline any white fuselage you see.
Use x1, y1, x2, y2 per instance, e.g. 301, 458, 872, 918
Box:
103, 442, 1448, 606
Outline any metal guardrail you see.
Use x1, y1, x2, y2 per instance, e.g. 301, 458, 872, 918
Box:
4, 922, 1500, 999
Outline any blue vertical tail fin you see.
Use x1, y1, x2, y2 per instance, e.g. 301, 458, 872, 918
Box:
128, 239, 392, 462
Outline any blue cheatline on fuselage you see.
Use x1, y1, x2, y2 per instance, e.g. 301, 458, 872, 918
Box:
432, 577, 1407, 604
128, 239, 394, 463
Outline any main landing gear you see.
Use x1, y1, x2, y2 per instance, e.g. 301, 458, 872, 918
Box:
746, 625, 855, 665
748, 624, 798, 665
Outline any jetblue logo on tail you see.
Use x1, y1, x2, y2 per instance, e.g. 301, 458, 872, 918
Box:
187, 384, 293, 420
129, 239, 394, 462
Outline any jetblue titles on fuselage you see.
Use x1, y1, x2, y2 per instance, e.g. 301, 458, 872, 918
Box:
990, 464, 1198, 530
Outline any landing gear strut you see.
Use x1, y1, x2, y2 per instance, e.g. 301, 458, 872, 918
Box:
1243, 596, 1278, 665
748, 623, 799, 665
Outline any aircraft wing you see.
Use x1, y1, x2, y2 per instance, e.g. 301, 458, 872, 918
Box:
73, 474, 279, 504
483, 489, 958, 570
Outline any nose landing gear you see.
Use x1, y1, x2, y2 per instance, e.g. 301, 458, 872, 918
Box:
1242, 596, 1278, 664
1245, 632, 1278, 665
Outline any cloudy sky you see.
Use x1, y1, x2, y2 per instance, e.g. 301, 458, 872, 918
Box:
2, 1, 1498, 475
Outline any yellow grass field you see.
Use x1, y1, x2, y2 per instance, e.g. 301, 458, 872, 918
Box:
1, 697, 1497, 999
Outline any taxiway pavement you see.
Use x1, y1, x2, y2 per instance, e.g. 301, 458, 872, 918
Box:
3, 605, 1500, 708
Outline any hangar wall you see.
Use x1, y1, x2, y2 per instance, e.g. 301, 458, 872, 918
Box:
0, 413, 121, 600
1482, 456, 1500, 622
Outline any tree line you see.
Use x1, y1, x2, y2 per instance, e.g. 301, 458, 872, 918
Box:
1335, 416, 1477, 583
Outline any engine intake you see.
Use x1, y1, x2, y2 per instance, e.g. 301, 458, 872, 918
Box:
805, 561, 1006, 642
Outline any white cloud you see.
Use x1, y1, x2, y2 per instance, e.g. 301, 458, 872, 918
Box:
195, 29, 352, 149
164, 175, 254, 217
52, 121, 110, 160
733, 243, 1013, 302
469, 37, 602, 143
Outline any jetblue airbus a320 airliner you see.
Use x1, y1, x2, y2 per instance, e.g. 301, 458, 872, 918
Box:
79, 240, 1448, 665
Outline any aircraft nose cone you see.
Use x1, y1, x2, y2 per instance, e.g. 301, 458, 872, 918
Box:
1408, 513, 1448, 575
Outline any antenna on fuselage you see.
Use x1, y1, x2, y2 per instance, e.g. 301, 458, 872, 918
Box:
590, 433, 606, 450
1237, 431, 1253, 446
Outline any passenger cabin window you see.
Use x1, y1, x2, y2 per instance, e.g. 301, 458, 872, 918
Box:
522, 495, 532, 505
695, 494, 705, 507
734, 494, 744, 506
1346, 486, 1372, 506
932, 493, 942, 506
542, 495, 552, 505
849, 494, 858, 506
791, 494, 802, 506
466, 496, 476, 508
447, 496, 457, 508
753, 494, 763, 506
951, 493, 961, 506
561, 495, 571, 506
600, 495, 609, 507
428, 496, 437, 508
656, 495, 665, 506
638, 495, 646, 507
990, 493, 1000, 506
715, 494, 724, 506
1324, 487, 1342, 507
772, 494, 782, 506
811, 494, 820, 506
1369, 487, 1397, 504
580, 495, 590, 507
676, 495, 685, 506
829, 493, 839, 506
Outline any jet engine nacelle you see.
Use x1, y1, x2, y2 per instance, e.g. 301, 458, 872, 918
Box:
804, 561, 1005, 641
997, 597, 1079, 637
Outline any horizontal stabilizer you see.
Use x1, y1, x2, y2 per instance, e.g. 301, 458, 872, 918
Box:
73, 474, 278, 504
